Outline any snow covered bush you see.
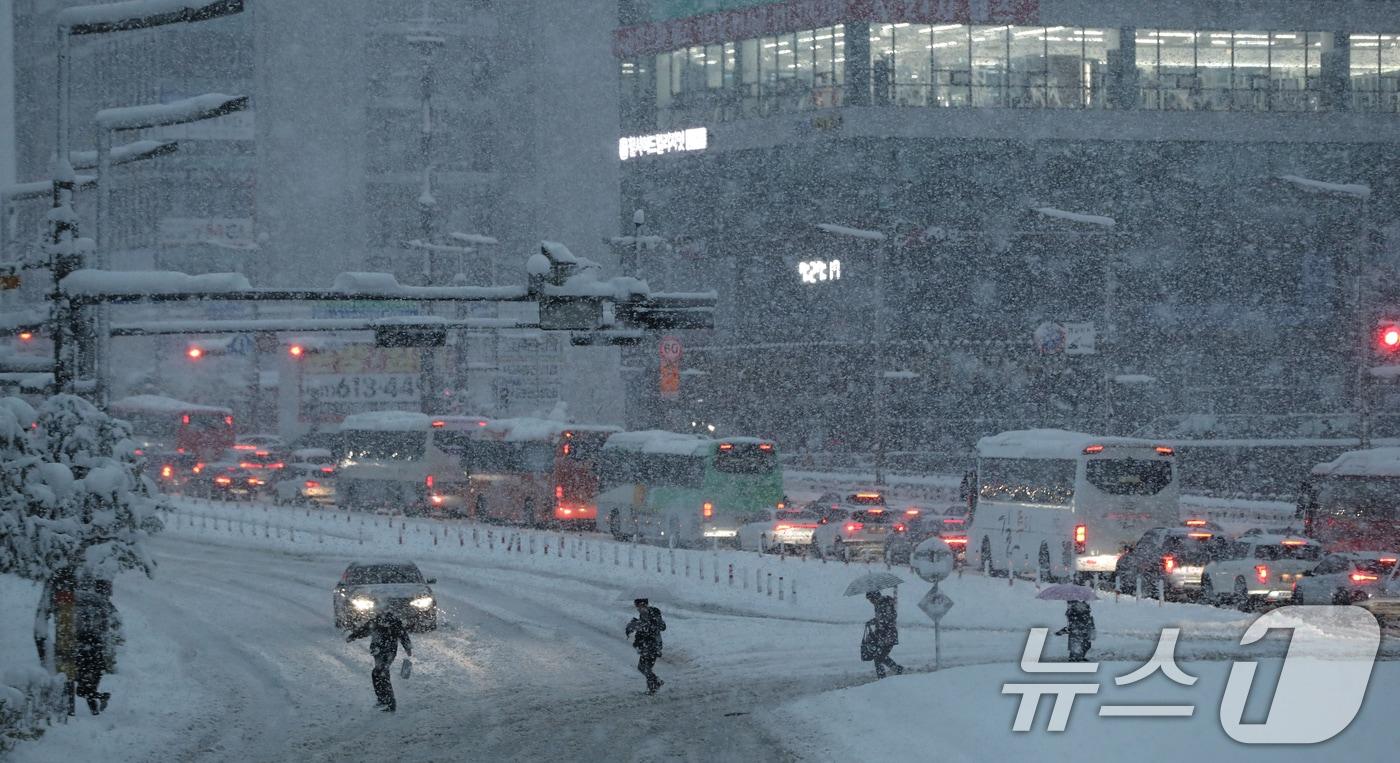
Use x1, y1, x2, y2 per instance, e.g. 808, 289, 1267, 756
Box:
0, 667, 67, 753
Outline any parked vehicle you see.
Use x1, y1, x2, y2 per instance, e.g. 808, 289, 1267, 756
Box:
1200, 534, 1322, 610
1292, 551, 1399, 605
967, 430, 1180, 582
332, 560, 437, 632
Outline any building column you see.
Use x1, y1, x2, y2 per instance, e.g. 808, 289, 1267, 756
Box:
1109, 27, 1138, 110
843, 20, 871, 106
1322, 32, 1350, 112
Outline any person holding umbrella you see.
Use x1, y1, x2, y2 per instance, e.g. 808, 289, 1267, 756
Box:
1037, 583, 1098, 662
845, 572, 906, 679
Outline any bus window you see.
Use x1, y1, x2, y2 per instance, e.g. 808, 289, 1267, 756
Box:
1315, 478, 1400, 521
1085, 459, 1173, 496
641, 454, 704, 488
344, 432, 425, 462
714, 443, 776, 474
433, 430, 474, 457
517, 443, 555, 474
978, 458, 1075, 506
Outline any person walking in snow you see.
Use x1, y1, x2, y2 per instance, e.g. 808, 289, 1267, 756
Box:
625, 598, 666, 695
1055, 600, 1096, 662
35, 570, 119, 716
865, 590, 904, 678
347, 610, 412, 712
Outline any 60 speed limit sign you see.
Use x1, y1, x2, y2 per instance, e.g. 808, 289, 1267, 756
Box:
659, 336, 683, 363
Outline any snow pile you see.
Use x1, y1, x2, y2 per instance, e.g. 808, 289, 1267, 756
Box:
603, 429, 713, 457
1278, 174, 1371, 199
816, 223, 886, 241
96, 93, 244, 131
976, 429, 1153, 459
332, 271, 401, 293
109, 394, 231, 416
0, 665, 66, 754
60, 269, 251, 296
1310, 447, 1400, 478
58, 0, 237, 29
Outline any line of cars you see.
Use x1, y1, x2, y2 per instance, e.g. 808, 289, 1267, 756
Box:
735, 490, 969, 564
1112, 521, 1400, 622
149, 434, 341, 506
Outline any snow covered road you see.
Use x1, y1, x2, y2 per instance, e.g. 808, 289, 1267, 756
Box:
7, 508, 1397, 762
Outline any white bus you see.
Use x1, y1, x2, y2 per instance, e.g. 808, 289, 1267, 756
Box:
967, 429, 1180, 581
337, 411, 487, 514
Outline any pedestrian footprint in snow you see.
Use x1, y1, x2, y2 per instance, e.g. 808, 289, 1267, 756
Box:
347, 610, 412, 712
1055, 600, 1096, 662
863, 591, 903, 679
625, 598, 666, 695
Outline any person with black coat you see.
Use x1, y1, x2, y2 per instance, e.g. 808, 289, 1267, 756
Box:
625, 598, 666, 695
1055, 600, 1096, 662
347, 610, 413, 711
865, 590, 904, 679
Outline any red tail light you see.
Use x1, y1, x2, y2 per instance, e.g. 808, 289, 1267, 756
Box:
304, 480, 320, 488
943, 517, 964, 524
905, 508, 920, 516
1082, 444, 1104, 454
1073, 524, 1087, 554
224, 415, 233, 426
718, 443, 733, 451
425, 475, 434, 488
844, 522, 864, 534
182, 414, 191, 424
758, 443, 773, 451
1155, 446, 1174, 456
269, 462, 284, 470
774, 523, 793, 531
160, 465, 173, 478
1162, 555, 1176, 574
430, 495, 445, 505
894, 523, 907, 533
248, 478, 263, 485
944, 536, 968, 546
702, 502, 713, 518
1187, 531, 1214, 539
562, 443, 572, 455
1184, 519, 1208, 527
1256, 565, 1270, 584
321, 466, 334, 473
1351, 571, 1380, 583
555, 485, 564, 499
431, 420, 445, 428
214, 476, 231, 485
1280, 539, 1307, 547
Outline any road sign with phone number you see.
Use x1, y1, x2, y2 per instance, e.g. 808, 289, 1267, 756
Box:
304, 374, 420, 403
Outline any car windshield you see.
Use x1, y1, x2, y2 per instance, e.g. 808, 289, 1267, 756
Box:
1254, 544, 1321, 561
347, 564, 422, 585
1162, 536, 1226, 564
1085, 458, 1173, 496
343, 432, 426, 462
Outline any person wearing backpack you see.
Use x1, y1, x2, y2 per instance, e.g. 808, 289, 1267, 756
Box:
347, 610, 412, 711
625, 598, 666, 695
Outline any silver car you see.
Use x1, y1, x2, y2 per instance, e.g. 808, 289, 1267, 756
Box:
333, 561, 438, 632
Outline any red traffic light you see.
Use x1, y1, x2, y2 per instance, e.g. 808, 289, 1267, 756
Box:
1381, 324, 1400, 352
186, 345, 204, 360
288, 344, 304, 358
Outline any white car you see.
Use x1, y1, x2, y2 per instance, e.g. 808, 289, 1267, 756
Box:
737, 507, 823, 553
274, 463, 337, 506
1292, 551, 1399, 606
811, 507, 903, 561
1200, 534, 1322, 610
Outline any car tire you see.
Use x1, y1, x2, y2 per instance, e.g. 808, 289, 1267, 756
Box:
1234, 578, 1251, 611
1331, 588, 1350, 606
833, 538, 849, 563
980, 537, 995, 577
1199, 575, 1216, 605
334, 606, 347, 630
759, 534, 770, 554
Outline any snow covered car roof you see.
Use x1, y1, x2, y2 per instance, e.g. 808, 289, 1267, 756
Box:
339, 411, 433, 432
483, 417, 620, 442
603, 431, 773, 457
976, 429, 1162, 460
1311, 447, 1400, 479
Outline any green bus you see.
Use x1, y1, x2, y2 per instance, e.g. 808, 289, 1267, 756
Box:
597, 431, 783, 546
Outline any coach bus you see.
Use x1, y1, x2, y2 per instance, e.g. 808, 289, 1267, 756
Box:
596, 431, 783, 547
109, 395, 235, 459
462, 418, 621, 529
337, 411, 487, 514
967, 429, 1180, 582
1298, 447, 1400, 552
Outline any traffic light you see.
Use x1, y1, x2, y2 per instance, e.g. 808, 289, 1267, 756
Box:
1380, 322, 1400, 353
17, 331, 33, 343
186, 345, 205, 360
288, 344, 305, 358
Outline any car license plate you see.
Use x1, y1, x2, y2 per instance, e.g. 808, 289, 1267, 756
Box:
867, 527, 886, 535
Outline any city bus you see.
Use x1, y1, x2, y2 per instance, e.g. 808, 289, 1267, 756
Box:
336, 411, 487, 514
1297, 447, 1400, 552
596, 431, 784, 547
462, 418, 621, 528
109, 394, 235, 459
966, 429, 1181, 582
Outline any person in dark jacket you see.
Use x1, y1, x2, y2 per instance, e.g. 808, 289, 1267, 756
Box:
35, 572, 118, 716
625, 598, 666, 695
866, 590, 903, 678
1055, 600, 1096, 662
347, 610, 412, 711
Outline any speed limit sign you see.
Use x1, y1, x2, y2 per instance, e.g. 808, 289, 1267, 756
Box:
659, 336, 683, 363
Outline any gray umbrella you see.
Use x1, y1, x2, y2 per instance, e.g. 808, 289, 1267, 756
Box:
843, 572, 906, 596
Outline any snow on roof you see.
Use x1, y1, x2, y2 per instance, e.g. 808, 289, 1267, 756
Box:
292, 448, 333, 459
1311, 448, 1400, 479
58, 0, 228, 29
1032, 207, 1116, 228
340, 411, 433, 432
450, 232, 499, 246
604, 430, 715, 457
61, 269, 252, 295
332, 272, 401, 293
976, 429, 1158, 459
484, 417, 621, 442
428, 415, 489, 432
816, 223, 886, 241
109, 394, 232, 415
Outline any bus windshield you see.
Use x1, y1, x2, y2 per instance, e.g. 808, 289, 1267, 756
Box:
343, 432, 426, 462
978, 458, 1076, 506
1316, 478, 1400, 520
1085, 459, 1173, 496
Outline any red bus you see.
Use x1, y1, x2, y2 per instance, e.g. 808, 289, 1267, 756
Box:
1298, 447, 1400, 552
465, 418, 621, 529
109, 395, 235, 460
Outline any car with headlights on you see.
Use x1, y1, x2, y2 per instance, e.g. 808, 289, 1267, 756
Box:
333, 560, 438, 632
